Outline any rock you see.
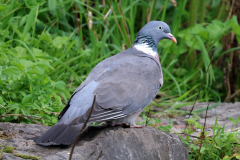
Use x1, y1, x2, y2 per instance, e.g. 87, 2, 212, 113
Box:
179, 102, 240, 129
0, 122, 188, 160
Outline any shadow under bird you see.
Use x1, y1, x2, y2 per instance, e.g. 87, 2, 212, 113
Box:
36, 21, 177, 146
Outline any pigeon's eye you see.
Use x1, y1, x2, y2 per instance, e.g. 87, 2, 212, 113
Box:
158, 25, 163, 30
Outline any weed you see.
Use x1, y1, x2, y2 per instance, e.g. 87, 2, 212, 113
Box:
177, 116, 240, 160
3, 146, 16, 153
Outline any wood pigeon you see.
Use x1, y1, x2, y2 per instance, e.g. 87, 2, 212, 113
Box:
36, 21, 177, 146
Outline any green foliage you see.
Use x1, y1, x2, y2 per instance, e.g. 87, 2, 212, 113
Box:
0, 0, 239, 125
180, 117, 240, 160
228, 116, 240, 130
1, 145, 41, 159
139, 112, 173, 133
3, 146, 16, 153
0, 40, 69, 125
140, 111, 240, 159
0, 0, 73, 125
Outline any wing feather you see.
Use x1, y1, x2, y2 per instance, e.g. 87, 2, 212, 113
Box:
93, 54, 161, 116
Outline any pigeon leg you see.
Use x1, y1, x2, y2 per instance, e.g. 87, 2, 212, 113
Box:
130, 122, 145, 128
102, 121, 115, 126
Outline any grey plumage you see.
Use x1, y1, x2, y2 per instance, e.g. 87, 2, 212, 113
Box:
36, 21, 176, 146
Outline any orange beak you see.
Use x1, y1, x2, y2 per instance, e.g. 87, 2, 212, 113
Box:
167, 33, 177, 43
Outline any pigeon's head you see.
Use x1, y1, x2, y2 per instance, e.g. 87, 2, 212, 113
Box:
136, 21, 177, 47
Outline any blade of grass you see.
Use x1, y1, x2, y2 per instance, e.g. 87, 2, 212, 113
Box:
162, 67, 182, 96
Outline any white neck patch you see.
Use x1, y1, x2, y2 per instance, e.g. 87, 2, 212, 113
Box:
133, 43, 158, 58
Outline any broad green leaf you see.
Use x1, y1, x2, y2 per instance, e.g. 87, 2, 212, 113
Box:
19, 59, 34, 68
230, 16, 240, 43
189, 144, 199, 150
15, 46, 28, 58
32, 48, 51, 63
223, 155, 231, 160
55, 95, 62, 106
20, 108, 29, 115
36, 63, 53, 70
52, 81, 65, 89
22, 94, 32, 104
38, 33, 52, 43
2, 66, 20, 78
13, 39, 37, 62
198, 31, 209, 40
191, 24, 205, 34
52, 36, 69, 49
27, 68, 44, 75
200, 147, 206, 153
7, 106, 19, 112
236, 116, 240, 123
52, 117, 57, 123
206, 20, 225, 40
10, 61, 25, 71
0, 5, 9, 12
155, 119, 161, 123
236, 153, 240, 159
228, 117, 235, 123
182, 33, 202, 50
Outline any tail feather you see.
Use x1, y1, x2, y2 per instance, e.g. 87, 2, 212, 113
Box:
53, 124, 83, 144
60, 128, 82, 144
36, 123, 84, 146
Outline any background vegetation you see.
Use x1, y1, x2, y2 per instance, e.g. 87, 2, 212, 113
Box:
0, 0, 240, 159
0, 0, 240, 123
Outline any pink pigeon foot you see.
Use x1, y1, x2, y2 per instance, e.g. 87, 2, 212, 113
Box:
102, 122, 115, 126
112, 122, 130, 127
101, 122, 126, 127
102, 122, 145, 128
101, 123, 109, 126
130, 123, 146, 128
113, 122, 124, 126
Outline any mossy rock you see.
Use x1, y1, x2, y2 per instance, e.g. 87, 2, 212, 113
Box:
13, 153, 41, 160
3, 146, 16, 153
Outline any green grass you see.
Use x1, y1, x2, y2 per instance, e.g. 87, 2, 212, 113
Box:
0, 1, 240, 159
139, 113, 240, 159
0, 0, 239, 130
182, 116, 240, 160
